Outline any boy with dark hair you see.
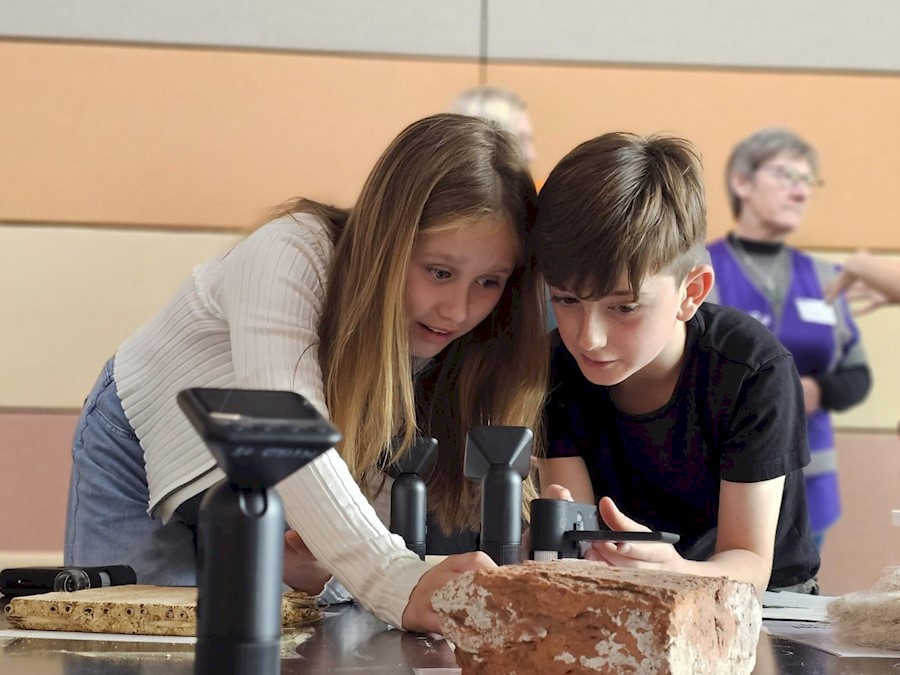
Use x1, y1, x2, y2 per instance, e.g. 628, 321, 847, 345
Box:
535, 132, 820, 593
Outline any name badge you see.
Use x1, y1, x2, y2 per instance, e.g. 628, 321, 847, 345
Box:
795, 298, 837, 326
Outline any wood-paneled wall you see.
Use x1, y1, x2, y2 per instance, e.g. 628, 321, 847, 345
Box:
3, 41, 899, 423
2, 2, 898, 589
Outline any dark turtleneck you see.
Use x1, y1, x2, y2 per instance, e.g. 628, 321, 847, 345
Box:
727, 231, 785, 256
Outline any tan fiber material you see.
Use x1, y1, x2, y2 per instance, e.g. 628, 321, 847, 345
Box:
4, 585, 321, 636
433, 560, 762, 675
827, 566, 900, 650
870, 565, 900, 593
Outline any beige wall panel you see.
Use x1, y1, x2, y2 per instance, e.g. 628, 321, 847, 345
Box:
819, 252, 900, 432
489, 63, 900, 250
832, 303, 900, 430
0, 41, 478, 228
0, 225, 241, 408
4, 220, 899, 430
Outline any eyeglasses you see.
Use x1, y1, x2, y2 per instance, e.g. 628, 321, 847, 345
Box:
756, 164, 825, 189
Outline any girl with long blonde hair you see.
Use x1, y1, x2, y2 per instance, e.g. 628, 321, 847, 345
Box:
65, 113, 548, 634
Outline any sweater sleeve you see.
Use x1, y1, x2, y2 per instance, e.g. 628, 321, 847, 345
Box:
210, 215, 429, 628
811, 257, 872, 413
279, 451, 429, 628
210, 214, 330, 417
815, 363, 872, 412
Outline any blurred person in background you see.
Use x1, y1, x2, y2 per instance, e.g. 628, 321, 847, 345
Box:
450, 85, 536, 166
450, 85, 558, 333
707, 127, 872, 552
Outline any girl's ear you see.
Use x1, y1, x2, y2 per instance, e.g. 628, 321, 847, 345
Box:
677, 264, 715, 321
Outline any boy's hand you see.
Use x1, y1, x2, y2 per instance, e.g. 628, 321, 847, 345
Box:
541, 483, 575, 501
584, 497, 682, 571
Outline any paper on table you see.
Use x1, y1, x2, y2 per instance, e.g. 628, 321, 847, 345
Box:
763, 606, 829, 622
763, 590, 835, 609
763, 620, 900, 658
762, 591, 833, 622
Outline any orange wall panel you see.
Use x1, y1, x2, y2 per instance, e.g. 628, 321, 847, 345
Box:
490, 63, 900, 250
5, 39, 899, 252
0, 41, 478, 229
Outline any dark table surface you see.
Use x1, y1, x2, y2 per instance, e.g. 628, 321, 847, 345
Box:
2, 599, 898, 674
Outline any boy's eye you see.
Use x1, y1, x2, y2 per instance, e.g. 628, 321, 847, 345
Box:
612, 304, 640, 314
550, 295, 578, 306
427, 267, 451, 281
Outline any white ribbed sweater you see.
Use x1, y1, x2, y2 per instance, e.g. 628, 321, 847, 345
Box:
114, 214, 427, 628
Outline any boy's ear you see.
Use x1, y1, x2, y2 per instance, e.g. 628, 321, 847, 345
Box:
677, 264, 715, 321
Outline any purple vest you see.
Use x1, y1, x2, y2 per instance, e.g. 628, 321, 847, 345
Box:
709, 240, 841, 532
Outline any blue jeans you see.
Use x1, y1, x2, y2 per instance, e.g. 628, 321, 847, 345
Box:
65, 358, 202, 585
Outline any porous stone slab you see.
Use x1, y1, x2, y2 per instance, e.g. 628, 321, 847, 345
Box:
433, 560, 761, 675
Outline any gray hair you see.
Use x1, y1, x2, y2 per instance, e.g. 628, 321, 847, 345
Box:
726, 127, 820, 218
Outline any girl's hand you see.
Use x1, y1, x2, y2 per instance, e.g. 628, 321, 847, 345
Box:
584, 497, 682, 571
283, 529, 331, 594
401, 551, 496, 634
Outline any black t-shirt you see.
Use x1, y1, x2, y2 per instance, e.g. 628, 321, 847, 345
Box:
545, 303, 820, 589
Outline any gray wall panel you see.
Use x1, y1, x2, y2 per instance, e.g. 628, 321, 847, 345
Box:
489, 0, 900, 72
4, 1, 899, 72
0, 0, 482, 58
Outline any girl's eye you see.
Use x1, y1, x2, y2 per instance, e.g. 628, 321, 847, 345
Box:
427, 267, 451, 281
478, 277, 502, 289
550, 295, 578, 306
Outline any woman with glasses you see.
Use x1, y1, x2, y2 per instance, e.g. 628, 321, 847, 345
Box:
706, 127, 871, 561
